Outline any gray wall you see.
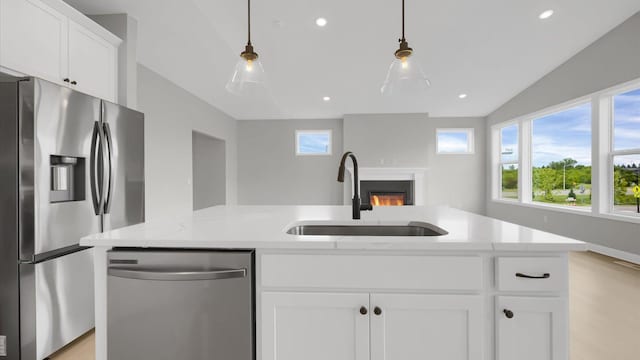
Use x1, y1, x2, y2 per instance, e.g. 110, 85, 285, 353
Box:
344, 114, 486, 214
237, 119, 344, 205
486, 12, 640, 255
90, 14, 138, 108
138, 65, 238, 221
193, 132, 226, 210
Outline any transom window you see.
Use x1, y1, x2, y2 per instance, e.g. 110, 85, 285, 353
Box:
436, 128, 475, 154
295, 130, 332, 156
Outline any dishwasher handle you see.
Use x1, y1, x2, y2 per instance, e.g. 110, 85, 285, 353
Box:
108, 267, 247, 281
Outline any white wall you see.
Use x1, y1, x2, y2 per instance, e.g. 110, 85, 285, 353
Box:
193, 132, 226, 210
237, 119, 344, 205
138, 65, 237, 221
344, 114, 486, 214
486, 12, 640, 255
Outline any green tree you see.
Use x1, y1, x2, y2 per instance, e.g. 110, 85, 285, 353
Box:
533, 168, 558, 201
613, 169, 628, 204
501, 166, 518, 190
549, 158, 577, 171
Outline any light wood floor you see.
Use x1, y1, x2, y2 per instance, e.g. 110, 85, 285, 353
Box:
569, 251, 640, 360
49, 251, 640, 360
48, 330, 95, 360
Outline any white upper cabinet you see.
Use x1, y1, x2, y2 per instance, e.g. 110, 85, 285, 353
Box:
0, 0, 68, 81
0, 0, 120, 102
496, 296, 568, 360
67, 20, 116, 101
370, 294, 484, 360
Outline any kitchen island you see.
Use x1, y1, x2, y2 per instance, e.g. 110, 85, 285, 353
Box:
82, 205, 586, 360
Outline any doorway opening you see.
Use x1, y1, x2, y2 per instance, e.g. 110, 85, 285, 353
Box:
192, 131, 226, 210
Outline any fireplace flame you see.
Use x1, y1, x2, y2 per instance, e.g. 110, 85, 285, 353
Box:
371, 194, 404, 206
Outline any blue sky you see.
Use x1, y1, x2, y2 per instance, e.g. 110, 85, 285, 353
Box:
298, 132, 330, 154
614, 88, 640, 156
500, 90, 640, 167
532, 103, 592, 167
501, 125, 518, 163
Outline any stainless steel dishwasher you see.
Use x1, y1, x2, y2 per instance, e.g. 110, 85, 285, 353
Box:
107, 249, 254, 360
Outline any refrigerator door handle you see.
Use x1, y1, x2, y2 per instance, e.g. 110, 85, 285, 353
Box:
90, 121, 104, 215
103, 122, 114, 214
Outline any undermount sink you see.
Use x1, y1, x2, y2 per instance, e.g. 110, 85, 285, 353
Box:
286, 221, 448, 237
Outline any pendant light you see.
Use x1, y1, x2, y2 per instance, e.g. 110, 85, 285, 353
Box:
381, 0, 430, 96
226, 0, 266, 95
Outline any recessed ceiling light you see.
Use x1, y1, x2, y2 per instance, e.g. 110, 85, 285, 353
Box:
322, 96, 331, 101
539, 10, 554, 20
458, 93, 468, 99
315, 17, 327, 27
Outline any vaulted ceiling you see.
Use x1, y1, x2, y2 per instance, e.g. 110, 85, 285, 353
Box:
64, 0, 640, 120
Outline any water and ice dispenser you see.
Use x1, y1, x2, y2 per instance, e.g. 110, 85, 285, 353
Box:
50, 155, 85, 203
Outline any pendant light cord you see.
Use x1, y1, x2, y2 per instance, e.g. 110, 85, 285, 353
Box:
247, 0, 252, 45
401, 0, 405, 42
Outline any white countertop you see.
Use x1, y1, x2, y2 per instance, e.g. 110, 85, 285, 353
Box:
81, 206, 587, 252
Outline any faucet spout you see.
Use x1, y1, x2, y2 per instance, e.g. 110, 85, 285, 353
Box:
337, 151, 371, 220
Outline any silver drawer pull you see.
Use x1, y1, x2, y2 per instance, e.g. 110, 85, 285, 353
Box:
108, 267, 247, 281
515, 272, 550, 279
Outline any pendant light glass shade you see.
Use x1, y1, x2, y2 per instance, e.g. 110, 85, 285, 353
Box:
381, 55, 430, 96
226, 56, 266, 95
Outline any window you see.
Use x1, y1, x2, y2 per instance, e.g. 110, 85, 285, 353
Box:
436, 128, 474, 154
499, 124, 519, 200
612, 88, 640, 217
295, 130, 332, 156
491, 80, 640, 223
531, 103, 592, 207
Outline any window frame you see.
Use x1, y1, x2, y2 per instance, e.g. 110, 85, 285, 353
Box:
435, 128, 475, 155
295, 129, 333, 156
605, 84, 640, 218
491, 77, 640, 224
496, 122, 520, 201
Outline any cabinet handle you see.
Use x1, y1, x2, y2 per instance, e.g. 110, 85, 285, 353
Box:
63, 78, 70, 83
70, 80, 78, 85
373, 307, 382, 316
359, 306, 368, 315
503, 309, 514, 319
516, 272, 550, 279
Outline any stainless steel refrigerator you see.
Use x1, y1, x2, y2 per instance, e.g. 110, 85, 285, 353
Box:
0, 74, 145, 360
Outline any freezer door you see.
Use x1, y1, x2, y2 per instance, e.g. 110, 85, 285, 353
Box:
102, 101, 145, 231
19, 248, 95, 359
22, 79, 103, 261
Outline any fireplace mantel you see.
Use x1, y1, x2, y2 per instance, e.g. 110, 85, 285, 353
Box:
345, 167, 427, 205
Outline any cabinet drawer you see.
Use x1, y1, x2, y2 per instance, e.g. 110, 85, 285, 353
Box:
261, 254, 483, 291
496, 257, 567, 292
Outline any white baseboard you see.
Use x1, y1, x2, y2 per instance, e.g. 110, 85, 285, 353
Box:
588, 243, 640, 265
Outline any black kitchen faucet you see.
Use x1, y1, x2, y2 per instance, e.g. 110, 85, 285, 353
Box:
337, 151, 373, 220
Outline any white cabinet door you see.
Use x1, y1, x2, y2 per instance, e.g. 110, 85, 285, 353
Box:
261, 292, 370, 360
67, 20, 116, 101
496, 296, 567, 360
370, 294, 484, 360
0, 0, 68, 82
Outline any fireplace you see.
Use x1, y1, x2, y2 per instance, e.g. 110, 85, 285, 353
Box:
345, 167, 426, 206
360, 180, 414, 206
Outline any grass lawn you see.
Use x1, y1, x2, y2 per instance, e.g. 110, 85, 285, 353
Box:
533, 194, 591, 206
